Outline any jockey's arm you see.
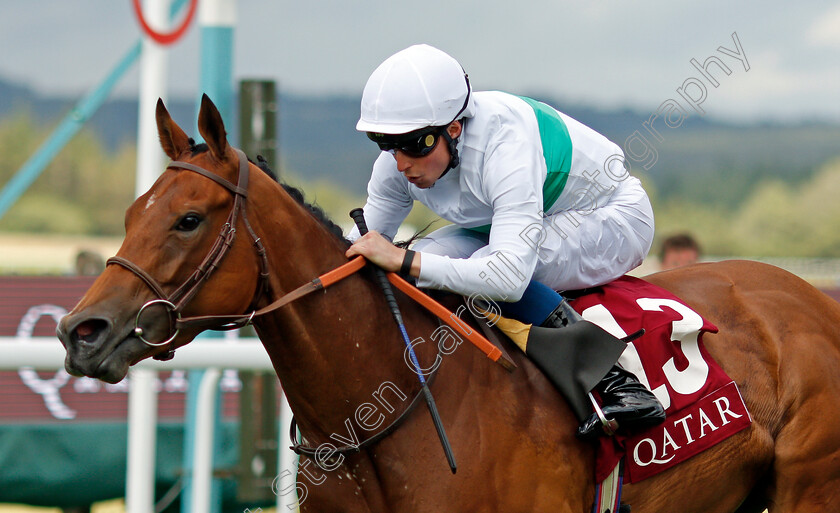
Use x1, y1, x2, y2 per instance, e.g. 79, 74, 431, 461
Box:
415, 135, 545, 302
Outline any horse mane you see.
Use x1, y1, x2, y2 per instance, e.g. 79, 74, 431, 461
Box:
278, 182, 349, 245
187, 140, 349, 245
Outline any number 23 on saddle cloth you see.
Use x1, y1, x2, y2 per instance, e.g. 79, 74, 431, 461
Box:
568, 275, 752, 483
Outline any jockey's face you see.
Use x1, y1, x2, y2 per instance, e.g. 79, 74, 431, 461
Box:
392, 121, 461, 189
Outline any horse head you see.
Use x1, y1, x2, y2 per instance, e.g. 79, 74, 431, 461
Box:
57, 95, 269, 382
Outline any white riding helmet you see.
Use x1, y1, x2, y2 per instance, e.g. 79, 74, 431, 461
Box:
357, 44, 474, 134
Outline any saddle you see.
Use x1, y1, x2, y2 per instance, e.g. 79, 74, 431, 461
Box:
419, 277, 752, 512
437, 276, 751, 483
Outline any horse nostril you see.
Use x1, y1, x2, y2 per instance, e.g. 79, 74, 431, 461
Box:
74, 319, 109, 344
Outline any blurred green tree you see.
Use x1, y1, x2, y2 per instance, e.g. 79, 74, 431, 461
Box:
0, 113, 135, 235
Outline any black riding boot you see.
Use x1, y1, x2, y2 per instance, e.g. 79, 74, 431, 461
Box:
575, 364, 667, 440
540, 300, 666, 440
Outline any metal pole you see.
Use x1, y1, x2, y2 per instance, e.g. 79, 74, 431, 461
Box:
0, 43, 140, 220
237, 81, 279, 503
126, 368, 160, 513
277, 390, 297, 510
0, 338, 273, 370
197, 0, 236, 127
239, 80, 278, 169
190, 368, 223, 512
126, 1, 169, 508
182, 2, 236, 512
135, 0, 169, 197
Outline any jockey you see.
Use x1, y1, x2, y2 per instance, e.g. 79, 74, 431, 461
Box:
346, 44, 664, 439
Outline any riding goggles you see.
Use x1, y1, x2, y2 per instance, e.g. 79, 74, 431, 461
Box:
367, 126, 445, 158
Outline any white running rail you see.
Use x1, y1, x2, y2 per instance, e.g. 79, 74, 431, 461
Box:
0, 337, 294, 513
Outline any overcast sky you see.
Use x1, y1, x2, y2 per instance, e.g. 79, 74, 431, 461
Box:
2, 0, 839, 123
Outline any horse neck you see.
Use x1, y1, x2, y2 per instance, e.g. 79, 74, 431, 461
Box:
249, 187, 437, 443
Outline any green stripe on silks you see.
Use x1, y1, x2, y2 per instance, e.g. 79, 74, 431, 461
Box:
524, 321, 627, 422
463, 96, 572, 236
518, 96, 572, 212
464, 223, 491, 234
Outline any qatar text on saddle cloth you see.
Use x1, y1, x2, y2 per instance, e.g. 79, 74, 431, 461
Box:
569, 276, 752, 483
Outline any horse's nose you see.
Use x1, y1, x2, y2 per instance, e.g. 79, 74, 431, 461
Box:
57, 315, 113, 351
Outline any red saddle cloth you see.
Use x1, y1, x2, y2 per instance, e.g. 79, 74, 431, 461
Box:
569, 276, 752, 484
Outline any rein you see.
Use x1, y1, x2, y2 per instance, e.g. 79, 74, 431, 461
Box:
106, 147, 511, 465
108, 148, 511, 364
107, 147, 512, 367
174, 256, 366, 332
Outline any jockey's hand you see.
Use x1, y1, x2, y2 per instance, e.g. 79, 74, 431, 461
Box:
346, 231, 408, 273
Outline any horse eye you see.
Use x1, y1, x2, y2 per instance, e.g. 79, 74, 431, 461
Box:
175, 213, 202, 232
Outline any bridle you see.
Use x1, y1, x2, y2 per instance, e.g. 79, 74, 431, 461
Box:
106, 149, 270, 360
104, 148, 452, 463
105, 145, 510, 368
103, 148, 507, 465
105, 148, 373, 360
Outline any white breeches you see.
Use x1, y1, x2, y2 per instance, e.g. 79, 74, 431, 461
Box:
413, 176, 654, 291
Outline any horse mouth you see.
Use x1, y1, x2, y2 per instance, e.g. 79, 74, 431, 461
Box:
68, 350, 131, 384
60, 321, 147, 384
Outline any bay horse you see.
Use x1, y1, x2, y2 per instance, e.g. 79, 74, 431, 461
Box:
57, 95, 840, 512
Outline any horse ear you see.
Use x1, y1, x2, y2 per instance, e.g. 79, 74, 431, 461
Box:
197, 94, 230, 161
156, 98, 191, 160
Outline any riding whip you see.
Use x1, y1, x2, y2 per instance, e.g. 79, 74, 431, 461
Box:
350, 208, 457, 474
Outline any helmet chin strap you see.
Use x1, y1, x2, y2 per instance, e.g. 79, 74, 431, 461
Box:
439, 121, 462, 177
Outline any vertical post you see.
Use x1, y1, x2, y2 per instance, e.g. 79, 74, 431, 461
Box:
190, 368, 223, 513
135, 0, 169, 196
237, 371, 279, 502
237, 81, 280, 503
126, 368, 160, 513
197, 0, 236, 125
127, 1, 168, 511
277, 391, 297, 510
238, 80, 278, 169
181, 2, 236, 513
